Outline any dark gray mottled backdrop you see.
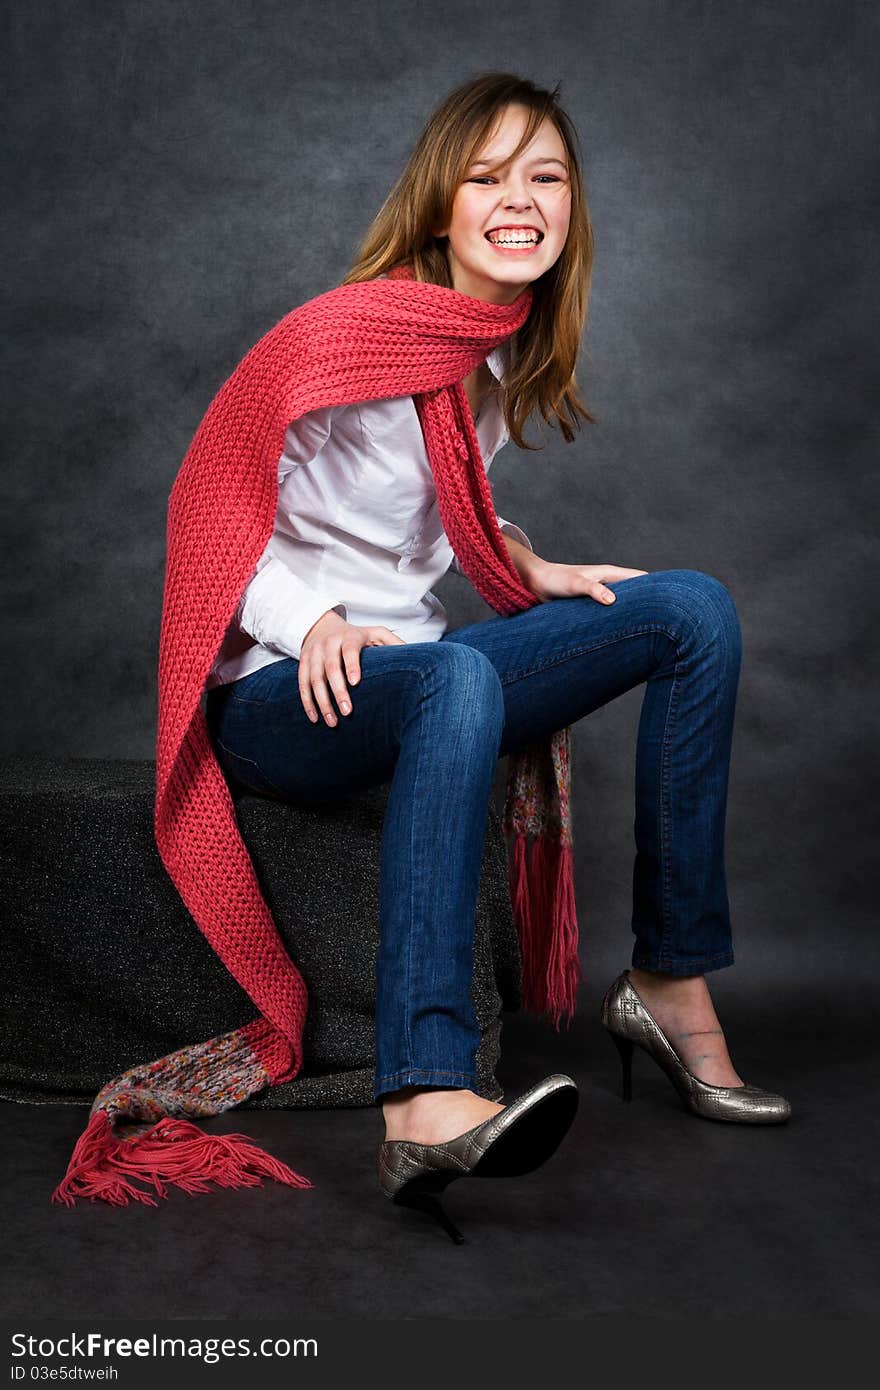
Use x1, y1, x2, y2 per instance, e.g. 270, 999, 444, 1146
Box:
3, 1, 877, 986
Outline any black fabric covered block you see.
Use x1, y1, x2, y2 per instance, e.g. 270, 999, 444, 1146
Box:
0, 756, 522, 1110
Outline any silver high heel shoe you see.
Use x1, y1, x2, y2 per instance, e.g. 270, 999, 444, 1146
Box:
376, 1073, 579, 1243
600, 970, 791, 1124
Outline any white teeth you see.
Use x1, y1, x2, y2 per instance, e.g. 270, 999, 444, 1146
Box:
487, 232, 540, 246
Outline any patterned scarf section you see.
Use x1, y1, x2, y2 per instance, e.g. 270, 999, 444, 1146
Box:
51, 262, 582, 1209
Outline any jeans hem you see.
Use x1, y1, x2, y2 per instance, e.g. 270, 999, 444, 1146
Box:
373, 1067, 480, 1101
630, 949, 735, 975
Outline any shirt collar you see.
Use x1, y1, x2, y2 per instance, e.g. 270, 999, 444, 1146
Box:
479, 344, 511, 450
486, 341, 509, 383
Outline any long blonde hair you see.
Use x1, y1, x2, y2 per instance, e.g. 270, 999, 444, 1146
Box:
341, 71, 597, 449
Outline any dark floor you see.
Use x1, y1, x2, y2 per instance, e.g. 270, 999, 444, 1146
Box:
3, 973, 878, 1319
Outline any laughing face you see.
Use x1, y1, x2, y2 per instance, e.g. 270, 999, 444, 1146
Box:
434, 103, 573, 305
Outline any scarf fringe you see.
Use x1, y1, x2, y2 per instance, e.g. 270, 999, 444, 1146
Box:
508, 831, 583, 1031
50, 1109, 312, 1208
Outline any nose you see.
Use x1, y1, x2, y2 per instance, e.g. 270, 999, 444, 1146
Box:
503, 185, 533, 210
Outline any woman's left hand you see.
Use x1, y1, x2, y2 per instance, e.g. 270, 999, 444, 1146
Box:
528, 559, 650, 605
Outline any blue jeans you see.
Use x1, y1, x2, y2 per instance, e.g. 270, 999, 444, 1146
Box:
204, 569, 742, 1102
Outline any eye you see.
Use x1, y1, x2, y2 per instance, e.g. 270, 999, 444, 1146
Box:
467, 175, 561, 185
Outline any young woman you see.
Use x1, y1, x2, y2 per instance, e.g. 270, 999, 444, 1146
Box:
204, 72, 790, 1238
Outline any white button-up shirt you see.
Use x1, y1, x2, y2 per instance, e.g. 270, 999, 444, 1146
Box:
207, 338, 532, 688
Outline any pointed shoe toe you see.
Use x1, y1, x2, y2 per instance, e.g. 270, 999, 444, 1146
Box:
687, 1082, 791, 1124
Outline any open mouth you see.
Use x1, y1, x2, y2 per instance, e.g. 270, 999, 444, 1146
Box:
484, 229, 544, 251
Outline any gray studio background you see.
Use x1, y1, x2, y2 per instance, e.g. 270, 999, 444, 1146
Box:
4, 0, 877, 993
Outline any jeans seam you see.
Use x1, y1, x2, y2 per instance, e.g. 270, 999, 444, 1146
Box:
375, 1067, 479, 1082
632, 950, 735, 972
214, 738, 288, 800
497, 624, 683, 686
402, 664, 428, 1080
657, 649, 684, 969
227, 658, 295, 704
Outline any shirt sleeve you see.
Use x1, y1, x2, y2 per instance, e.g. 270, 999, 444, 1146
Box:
449, 515, 534, 576
235, 406, 348, 661
277, 403, 338, 482
236, 552, 348, 662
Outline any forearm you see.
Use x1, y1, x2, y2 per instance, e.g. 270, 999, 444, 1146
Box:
502, 531, 547, 593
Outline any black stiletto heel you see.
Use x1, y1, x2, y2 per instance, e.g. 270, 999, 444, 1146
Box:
394, 1185, 466, 1244
610, 1031, 634, 1101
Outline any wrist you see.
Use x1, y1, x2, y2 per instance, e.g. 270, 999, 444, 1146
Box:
502, 533, 547, 595
303, 606, 347, 645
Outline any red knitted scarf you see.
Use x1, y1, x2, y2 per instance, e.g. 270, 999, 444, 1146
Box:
51, 262, 583, 1209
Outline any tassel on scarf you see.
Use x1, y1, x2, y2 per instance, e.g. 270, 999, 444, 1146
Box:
50, 1022, 311, 1208
507, 830, 583, 1030
50, 1108, 312, 1208
503, 725, 583, 1028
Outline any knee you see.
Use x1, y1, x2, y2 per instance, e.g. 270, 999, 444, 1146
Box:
430, 643, 505, 730
664, 569, 742, 656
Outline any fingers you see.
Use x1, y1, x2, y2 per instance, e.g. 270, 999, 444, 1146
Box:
361, 626, 407, 646
595, 565, 650, 603
297, 625, 406, 726
299, 660, 336, 725
300, 650, 354, 727
299, 631, 383, 727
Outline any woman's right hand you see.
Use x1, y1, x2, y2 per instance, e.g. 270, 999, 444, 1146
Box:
298, 610, 406, 726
